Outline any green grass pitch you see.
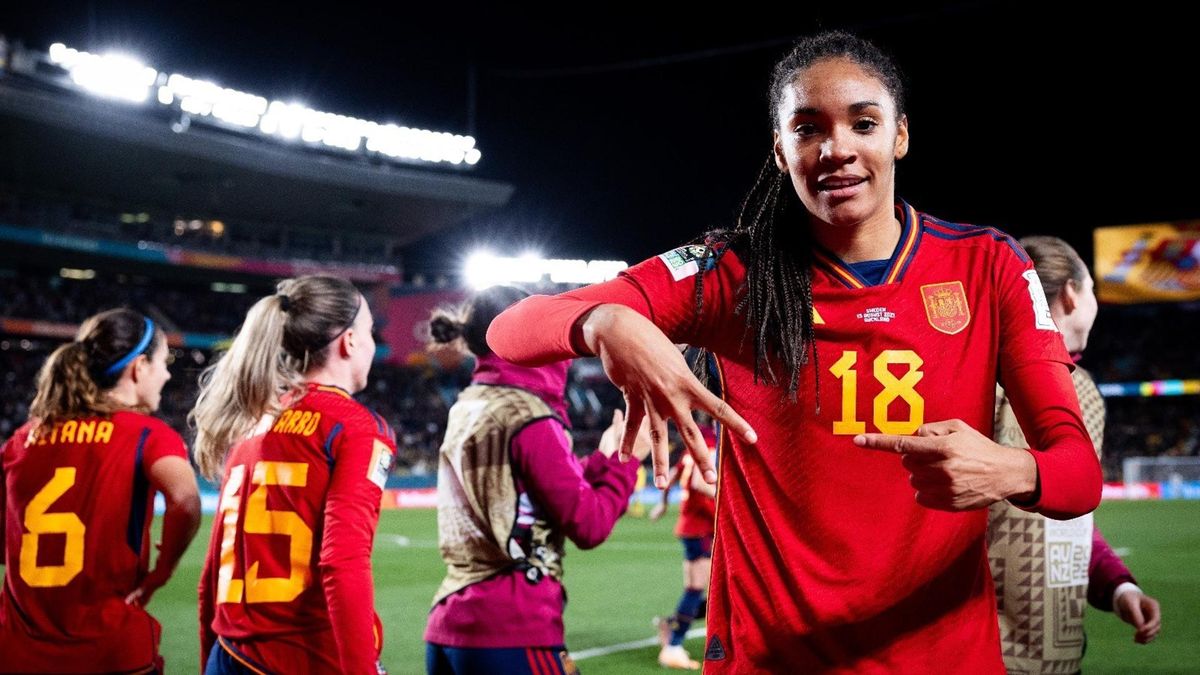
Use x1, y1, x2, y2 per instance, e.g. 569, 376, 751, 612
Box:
146, 500, 1197, 673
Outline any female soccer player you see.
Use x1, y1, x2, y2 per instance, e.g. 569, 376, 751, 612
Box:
0, 309, 201, 673
424, 285, 651, 675
989, 236, 1162, 673
193, 275, 395, 675
649, 423, 717, 670
487, 31, 1103, 673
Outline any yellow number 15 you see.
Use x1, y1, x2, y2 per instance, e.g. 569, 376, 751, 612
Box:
830, 350, 925, 435
217, 461, 314, 604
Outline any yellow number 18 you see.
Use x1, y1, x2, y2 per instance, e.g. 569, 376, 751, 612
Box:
830, 350, 925, 435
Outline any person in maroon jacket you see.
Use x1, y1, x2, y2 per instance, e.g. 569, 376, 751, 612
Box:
424, 285, 651, 675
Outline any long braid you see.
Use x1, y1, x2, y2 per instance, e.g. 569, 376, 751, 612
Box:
691, 154, 818, 404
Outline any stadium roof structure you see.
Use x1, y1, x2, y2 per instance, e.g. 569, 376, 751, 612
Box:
0, 70, 513, 245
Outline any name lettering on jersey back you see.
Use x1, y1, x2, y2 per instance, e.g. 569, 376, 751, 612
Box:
856, 307, 895, 323
271, 410, 321, 436
32, 420, 114, 446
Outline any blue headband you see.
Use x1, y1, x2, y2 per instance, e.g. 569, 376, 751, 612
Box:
104, 317, 156, 377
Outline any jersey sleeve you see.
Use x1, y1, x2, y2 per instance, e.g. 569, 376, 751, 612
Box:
140, 420, 189, 468
486, 245, 745, 364
1088, 524, 1137, 611
994, 242, 1102, 519
510, 418, 639, 550
320, 411, 395, 674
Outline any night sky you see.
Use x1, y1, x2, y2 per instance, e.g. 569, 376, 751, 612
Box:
2, 2, 1195, 274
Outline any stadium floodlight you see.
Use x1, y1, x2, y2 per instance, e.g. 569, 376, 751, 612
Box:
464, 250, 628, 289
42, 41, 483, 167
464, 250, 503, 290
160, 74, 269, 129
48, 43, 72, 65
51, 45, 157, 104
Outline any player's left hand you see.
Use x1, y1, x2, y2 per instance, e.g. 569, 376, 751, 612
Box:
853, 419, 1038, 511
125, 563, 171, 607
1115, 588, 1162, 644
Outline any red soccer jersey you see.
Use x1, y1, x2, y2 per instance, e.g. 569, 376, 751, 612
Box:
198, 383, 396, 675
487, 202, 1102, 673
675, 447, 716, 540
0, 411, 187, 673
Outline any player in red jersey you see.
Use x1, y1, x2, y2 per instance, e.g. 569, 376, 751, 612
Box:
192, 275, 395, 675
649, 423, 717, 670
0, 309, 201, 673
486, 31, 1103, 673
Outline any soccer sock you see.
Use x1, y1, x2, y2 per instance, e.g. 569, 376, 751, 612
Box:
670, 587, 705, 646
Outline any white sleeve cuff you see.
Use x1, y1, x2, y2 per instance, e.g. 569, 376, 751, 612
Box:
1112, 581, 1142, 607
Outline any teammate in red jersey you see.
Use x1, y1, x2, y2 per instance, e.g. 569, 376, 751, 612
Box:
192, 275, 395, 675
487, 31, 1103, 673
649, 423, 717, 670
0, 309, 201, 673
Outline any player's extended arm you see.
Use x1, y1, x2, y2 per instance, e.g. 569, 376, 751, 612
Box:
489, 286, 755, 490
514, 415, 645, 550
125, 455, 201, 607
321, 427, 388, 674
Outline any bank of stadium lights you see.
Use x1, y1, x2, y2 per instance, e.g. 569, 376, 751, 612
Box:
465, 252, 629, 290
45, 42, 482, 167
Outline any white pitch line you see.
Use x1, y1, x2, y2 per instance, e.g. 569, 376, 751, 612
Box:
1113, 547, 1132, 557
572, 626, 706, 661
386, 535, 440, 548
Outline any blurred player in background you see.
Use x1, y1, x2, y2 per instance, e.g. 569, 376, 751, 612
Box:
989, 236, 1162, 674
1, 309, 200, 673
424, 285, 651, 675
649, 417, 717, 670
193, 275, 395, 675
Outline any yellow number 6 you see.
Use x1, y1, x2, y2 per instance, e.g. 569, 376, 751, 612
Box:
20, 467, 86, 587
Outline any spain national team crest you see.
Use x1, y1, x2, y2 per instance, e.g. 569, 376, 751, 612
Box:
920, 281, 971, 334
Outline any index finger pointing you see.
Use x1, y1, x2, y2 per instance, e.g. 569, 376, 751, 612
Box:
854, 433, 945, 455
